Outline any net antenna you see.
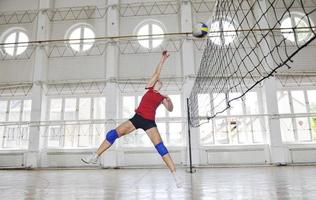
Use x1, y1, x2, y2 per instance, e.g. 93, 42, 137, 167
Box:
189, 0, 316, 127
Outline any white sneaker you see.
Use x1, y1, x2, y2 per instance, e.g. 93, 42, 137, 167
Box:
171, 171, 183, 188
81, 153, 99, 164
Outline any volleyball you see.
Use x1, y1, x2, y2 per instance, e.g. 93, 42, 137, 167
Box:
193, 22, 209, 38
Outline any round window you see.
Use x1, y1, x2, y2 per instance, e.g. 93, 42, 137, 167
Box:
209, 19, 236, 46
2, 29, 29, 56
136, 20, 165, 49
281, 13, 314, 43
67, 24, 95, 52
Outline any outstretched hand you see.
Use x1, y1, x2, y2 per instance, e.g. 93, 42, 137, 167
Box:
162, 50, 170, 61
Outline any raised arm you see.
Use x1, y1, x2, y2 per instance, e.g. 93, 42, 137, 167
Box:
146, 51, 169, 88
162, 96, 173, 112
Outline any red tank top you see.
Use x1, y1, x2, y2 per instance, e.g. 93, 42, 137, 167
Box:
135, 87, 165, 120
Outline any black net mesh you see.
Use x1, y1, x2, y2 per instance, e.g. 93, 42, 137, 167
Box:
189, 0, 316, 127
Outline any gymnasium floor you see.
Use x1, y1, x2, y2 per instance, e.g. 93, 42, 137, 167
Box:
0, 166, 315, 200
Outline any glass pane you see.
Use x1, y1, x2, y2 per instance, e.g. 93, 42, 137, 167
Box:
69, 27, 81, 51
137, 24, 149, 48
156, 104, 166, 118
4, 32, 16, 56
223, 21, 236, 45
48, 126, 62, 147
198, 93, 210, 117
209, 21, 221, 45
137, 96, 142, 105
0, 126, 4, 148
200, 120, 213, 145
157, 123, 167, 142
79, 98, 91, 120
135, 129, 151, 147
94, 97, 105, 119
228, 118, 239, 144
120, 130, 136, 146
64, 125, 77, 147
22, 100, 32, 121
311, 117, 316, 142
291, 91, 307, 113
69, 27, 81, 38
50, 99, 62, 120
307, 90, 316, 113
64, 98, 77, 120
229, 92, 243, 115
214, 118, 228, 144
9, 100, 21, 121
295, 16, 310, 42
277, 91, 291, 114
152, 24, 164, 48
169, 123, 183, 146
281, 17, 295, 42
245, 92, 259, 115
3, 126, 19, 148
93, 124, 105, 146
20, 125, 29, 149
252, 117, 264, 143
280, 118, 295, 142
82, 27, 95, 51
0, 101, 7, 122
78, 124, 90, 147
209, 20, 236, 46
238, 118, 252, 144
213, 93, 227, 115
16, 32, 28, 55
123, 96, 135, 118
169, 95, 181, 117
296, 117, 311, 142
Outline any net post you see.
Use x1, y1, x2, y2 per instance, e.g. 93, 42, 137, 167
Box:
186, 97, 196, 173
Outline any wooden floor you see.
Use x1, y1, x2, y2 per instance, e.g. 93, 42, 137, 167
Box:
0, 166, 315, 200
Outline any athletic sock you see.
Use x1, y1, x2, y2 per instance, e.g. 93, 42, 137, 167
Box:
171, 171, 183, 188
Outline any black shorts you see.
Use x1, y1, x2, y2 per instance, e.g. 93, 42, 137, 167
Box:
129, 113, 157, 131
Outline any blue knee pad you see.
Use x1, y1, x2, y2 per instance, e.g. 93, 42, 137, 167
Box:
105, 129, 118, 144
155, 142, 169, 157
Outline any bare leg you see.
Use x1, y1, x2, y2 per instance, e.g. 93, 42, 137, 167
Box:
146, 127, 176, 172
96, 120, 136, 156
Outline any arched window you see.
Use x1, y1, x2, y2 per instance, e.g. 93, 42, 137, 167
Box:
209, 19, 236, 46
66, 23, 95, 52
135, 20, 165, 49
1, 28, 29, 56
281, 13, 314, 43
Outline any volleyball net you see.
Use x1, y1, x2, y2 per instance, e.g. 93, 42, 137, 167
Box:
188, 0, 316, 127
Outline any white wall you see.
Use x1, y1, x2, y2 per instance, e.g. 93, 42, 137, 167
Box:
0, 0, 38, 11
119, 14, 181, 78
0, 17, 36, 82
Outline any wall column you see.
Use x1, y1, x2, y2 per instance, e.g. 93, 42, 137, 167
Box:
263, 77, 290, 164
180, 0, 200, 166
256, 0, 289, 164
100, 0, 120, 167
26, 0, 51, 168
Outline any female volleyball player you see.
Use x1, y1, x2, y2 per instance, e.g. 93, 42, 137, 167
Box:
81, 50, 183, 188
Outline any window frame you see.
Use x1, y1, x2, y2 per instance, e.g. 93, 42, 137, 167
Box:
209, 18, 237, 46
46, 95, 106, 149
198, 89, 266, 145
0, 97, 32, 149
280, 12, 315, 43
134, 19, 166, 49
278, 88, 316, 143
65, 23, 96, 52
0, 27, 29, 57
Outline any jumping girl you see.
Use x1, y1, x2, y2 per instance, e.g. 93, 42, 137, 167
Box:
81, 51, 183, 188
